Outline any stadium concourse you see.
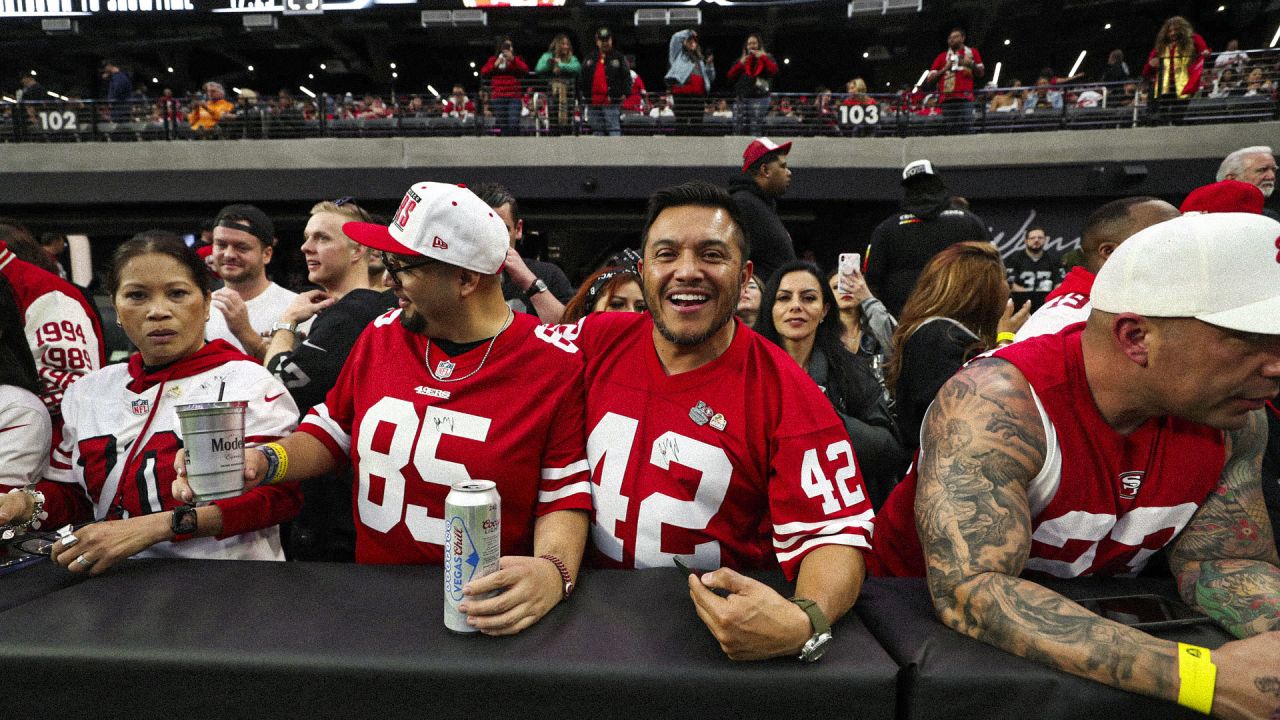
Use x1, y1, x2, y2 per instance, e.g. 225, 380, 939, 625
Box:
1, 2, 1279, 719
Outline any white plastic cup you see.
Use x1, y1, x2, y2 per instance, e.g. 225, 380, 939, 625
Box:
176, 401, 247, 501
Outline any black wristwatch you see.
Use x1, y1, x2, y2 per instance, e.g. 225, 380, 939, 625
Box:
171, 504, 198, 542
790, 597, 833, 662
525, 278, 548, 296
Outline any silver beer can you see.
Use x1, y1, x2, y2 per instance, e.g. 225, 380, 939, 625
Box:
443, 480, 501, 633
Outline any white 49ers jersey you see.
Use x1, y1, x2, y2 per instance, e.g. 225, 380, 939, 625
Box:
300, 310, 592, 565
45, 346, 301, 560
544, 312, 875, 581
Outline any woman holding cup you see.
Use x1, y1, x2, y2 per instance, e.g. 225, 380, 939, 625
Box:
0, 232, 302, 574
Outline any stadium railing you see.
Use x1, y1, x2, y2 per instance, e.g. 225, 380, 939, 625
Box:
3, 48, 1275, 142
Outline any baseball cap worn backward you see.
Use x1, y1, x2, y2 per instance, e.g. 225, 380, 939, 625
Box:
1179, 180, 1265, 215
215, 204, 275, 245
1091, 212, 1280, 334
742, 137, 792, 173
342, 182, 509, 275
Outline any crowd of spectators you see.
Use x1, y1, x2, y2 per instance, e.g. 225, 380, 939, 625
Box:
0, 123, 1279, 714
8, 14, 1278, 139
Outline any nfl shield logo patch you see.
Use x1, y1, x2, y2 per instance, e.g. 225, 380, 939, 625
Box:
131, 398, 151, 416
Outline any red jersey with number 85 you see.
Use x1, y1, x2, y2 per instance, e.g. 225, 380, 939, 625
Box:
300, 310, 592, 565
540, 312, 874, 581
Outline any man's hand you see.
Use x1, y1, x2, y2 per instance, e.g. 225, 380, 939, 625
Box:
280, 290, 334, 326
997, 298, 1032, 336
0, 490, 35, 530
1210, 632, 1280, 720
688, 567, 812, 661
458, 555, 564, 636
49, 515, 167, 576
172, 447, 268, 504
503, 247, 537, 291
211, 287, 254, 340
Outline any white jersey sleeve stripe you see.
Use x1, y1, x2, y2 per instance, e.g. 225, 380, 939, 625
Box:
774, 533, 871, 562
541, 460, 589, 481
772, 510, 876, 537
537, 481, 592, 504
300, 403, 351, 455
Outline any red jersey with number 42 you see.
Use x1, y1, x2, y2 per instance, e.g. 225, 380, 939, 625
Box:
544, 312, 874, 581
300, 310, 592, 565
870, 324, 1225, 578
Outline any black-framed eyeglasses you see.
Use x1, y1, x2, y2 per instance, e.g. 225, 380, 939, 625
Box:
380, 251, 436, 285
334, 196, 375, 224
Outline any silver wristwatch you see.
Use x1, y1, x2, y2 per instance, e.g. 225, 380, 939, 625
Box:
525, 278, 549, 296
790, 597, 833, 662
270, 321, 299, 335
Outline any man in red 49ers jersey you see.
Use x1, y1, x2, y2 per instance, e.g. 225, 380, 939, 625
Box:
872, 212, 1280, 717
175, 182, 591, 636
538, 181, 874, 662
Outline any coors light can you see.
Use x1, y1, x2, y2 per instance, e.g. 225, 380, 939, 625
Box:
443, 480, 501, 633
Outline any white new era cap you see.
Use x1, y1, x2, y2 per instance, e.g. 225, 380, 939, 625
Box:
1092, 212, 1280, 334
902, 159, 937, 183
343, 182, 508, 275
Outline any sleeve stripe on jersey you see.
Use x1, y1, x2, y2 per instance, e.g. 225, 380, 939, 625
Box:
772, 510, 875, 537
775, 534, 871, 562
49, 459, 72, 471
300, 403, 351, 455
538, 481, 592, 503
541, 460, 589, 480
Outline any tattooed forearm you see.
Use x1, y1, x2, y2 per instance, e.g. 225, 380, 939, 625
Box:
1179, 560, 1280, 638
943, 572, 1180, 701
1171, 409, 1280, 638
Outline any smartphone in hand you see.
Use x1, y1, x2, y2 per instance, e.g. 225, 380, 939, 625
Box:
837, 252, 861, 295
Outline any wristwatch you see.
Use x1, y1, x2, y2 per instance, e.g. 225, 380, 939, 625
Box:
790, 597, 832, 662
171, 504, 198, 542
539, 554, 574, 600
270, 320, 299, 335
525, 278, 549, 296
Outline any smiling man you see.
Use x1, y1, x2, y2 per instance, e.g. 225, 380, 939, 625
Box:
206, 204, 310, 356
548, 181, 874, 662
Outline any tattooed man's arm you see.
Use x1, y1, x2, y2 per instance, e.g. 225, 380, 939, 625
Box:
1168, 408, 1280, 638
915, 360, 1280, 719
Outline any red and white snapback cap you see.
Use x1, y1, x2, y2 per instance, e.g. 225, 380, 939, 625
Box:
741, 137, 792, 172
343, 182, 508, 275
1092, 212, 1280, 334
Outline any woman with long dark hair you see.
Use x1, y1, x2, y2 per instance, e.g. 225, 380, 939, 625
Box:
481, 35, 530, 136
0, 233, 303, 573
756, 261, 906, 508
726, 33, 777, 137
1143, 16, 1209, 123
884, 242, 1027, 453
0, 274, 50, 491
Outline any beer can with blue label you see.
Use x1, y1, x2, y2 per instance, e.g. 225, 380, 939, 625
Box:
443, 480, 501, 633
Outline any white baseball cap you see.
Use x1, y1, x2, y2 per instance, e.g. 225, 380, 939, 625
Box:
902, 159, 937, 183
343, 182, 508, 275
1092, 212, 1280, 334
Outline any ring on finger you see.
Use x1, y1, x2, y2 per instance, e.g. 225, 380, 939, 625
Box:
61, 534, 79, 549
74, 554, 93, 568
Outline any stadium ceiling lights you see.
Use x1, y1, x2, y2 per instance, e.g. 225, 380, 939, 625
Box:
421, 8, 487, 27
848, 0, 920, 16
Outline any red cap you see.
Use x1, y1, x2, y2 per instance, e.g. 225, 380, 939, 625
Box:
1179, 180, 1265, 215
196, 244, 213, 259
742, 137, 792, 173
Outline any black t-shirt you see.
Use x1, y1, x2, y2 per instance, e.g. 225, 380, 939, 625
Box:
894, 318, 980, 454
1004, 249, 1063, 312
502, 257, 574, 317
864, 208, 990, 318
266, 288, 397, 414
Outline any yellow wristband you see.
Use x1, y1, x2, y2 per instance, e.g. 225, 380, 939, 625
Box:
996, 331, 1017, 345
1176, 642, 1216, 715
265, 442, 289, 485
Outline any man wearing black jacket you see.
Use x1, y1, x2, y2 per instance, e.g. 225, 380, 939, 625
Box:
863, 159, 990, 317
728, 137, 795, 286
580, 27, 631, 137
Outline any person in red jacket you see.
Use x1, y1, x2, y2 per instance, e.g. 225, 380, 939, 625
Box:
726, 34, 778, 137
481, 36, 529, 136
1143, 16, 1209, 124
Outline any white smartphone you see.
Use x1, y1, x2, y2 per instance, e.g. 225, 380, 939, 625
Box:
837, 253, 860, 294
